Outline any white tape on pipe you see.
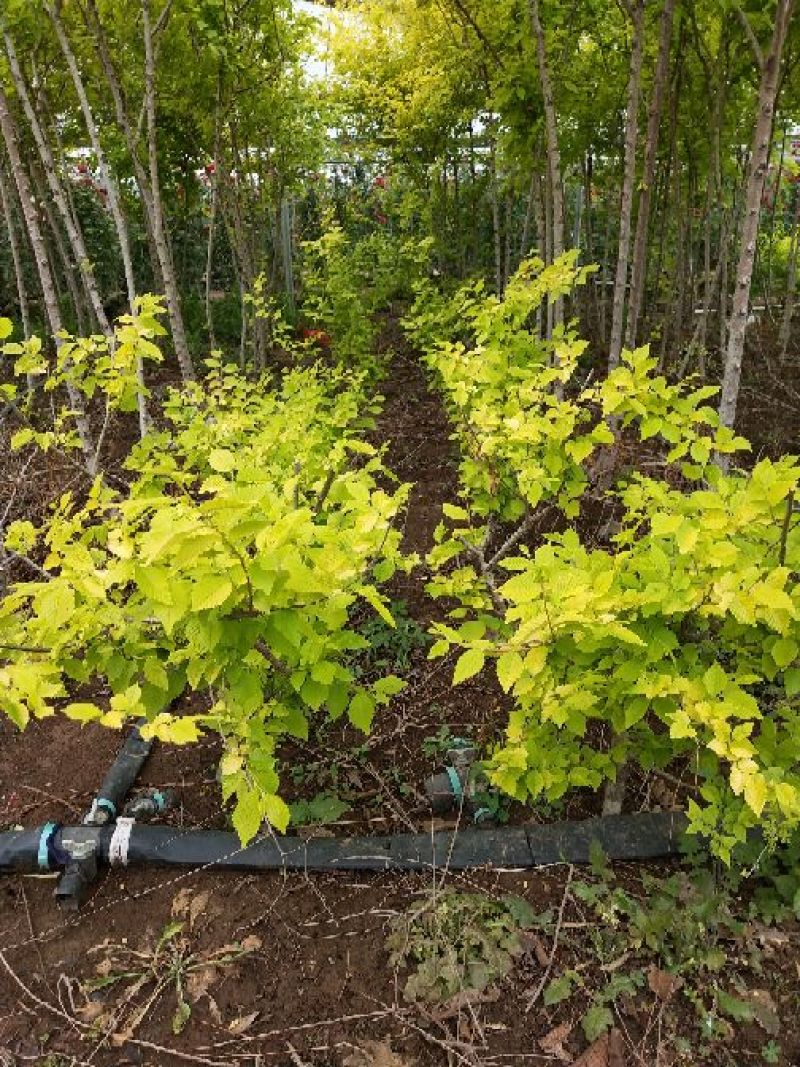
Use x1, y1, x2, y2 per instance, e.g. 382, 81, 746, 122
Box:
108, 817, 135, 867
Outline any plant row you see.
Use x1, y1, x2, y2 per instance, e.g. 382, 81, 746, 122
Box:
0, 298, 413, 842
405, 253, 800, 863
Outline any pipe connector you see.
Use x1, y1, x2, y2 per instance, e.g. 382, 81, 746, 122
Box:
123, 788, 177, 822
423, 739, 498, 827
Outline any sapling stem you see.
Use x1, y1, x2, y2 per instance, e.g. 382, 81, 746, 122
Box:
779, 491, 795, 566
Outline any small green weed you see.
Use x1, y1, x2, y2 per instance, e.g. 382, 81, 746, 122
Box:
421, 721, 457, 759
289, 791, 351, 826
387, 891, 535, 1003
76, 890, 260, 1040
532, 854, 783, 1054
354, 599, 430, 674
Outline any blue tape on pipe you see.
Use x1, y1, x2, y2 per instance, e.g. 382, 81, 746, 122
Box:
446, 765, 463, 799
96, 798, 116, 818
37, 822, 57, 871
152, 792, 166, 812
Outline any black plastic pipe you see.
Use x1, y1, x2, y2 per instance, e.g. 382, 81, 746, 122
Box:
0, 812, 688, 878
83, 719, 153, 827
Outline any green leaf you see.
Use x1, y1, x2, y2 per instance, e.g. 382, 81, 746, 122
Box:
262, 793, 291, 832
232, 787, 263, 845
172, 1000, 191, 1035
192, 574, 233, 611
497, 651, 523, 693
582, 1003, 614, 1042
63, 702, 103, 723
543, 972, 576, 1007
716, 989, 755, 1023
453, 648, 485, 685
348, 690, 376, 731
772, 638, 798, 669
208, 449, 237, 472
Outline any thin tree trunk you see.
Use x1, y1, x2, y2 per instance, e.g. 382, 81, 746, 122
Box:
0, 86, 94, 463
205, 63, 224, 351
600, 204, 612, 344
46, 1, 149, 437
2, 31, 110, 337
718, 0, 795, 432
490, 133, 503, 295
36, 166, 89, 337
503, 190, 514, 288
141, 0, 195, 382
519, 166, 537, 260
0, 161, 31, 342
625, 0, 676, 349
779, 190, 800, 355
766, 121, 788, 315
609, 0, 646, 370
529, 0, 564, 328
84, 0, 193, 380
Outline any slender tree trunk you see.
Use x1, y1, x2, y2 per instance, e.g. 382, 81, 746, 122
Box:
84, 0, 192, 380
519, 166, 538, 261
608, 0, 646, 369
2, 31, 110, 337
45, 1, 149, 437
718, 0, 795, 432
503, 190, 514, 288
534, 173, 546, 336
600, 203, 612, 344
530, 0, 564, 328
625, 0, 676, 349
766, 121, 788, 314
0, 86, 94, 463
141, 0, 195, 381
490, 133, 503, 295
0, 161, 31, 342
779, 191, 800, 355
205, 64, 224, 351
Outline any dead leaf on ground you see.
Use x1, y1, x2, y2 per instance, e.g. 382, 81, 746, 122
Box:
206, 994, 223, 1025
571, 1028, 626, 1067
647, 965, 683, 1002
228, 1010, 259, 1035
539, 1019, 573, 1062
172, 888, 212, 928
186, 964, 218, 1003
343, 1040, 415, 1067
239, 934, 262, 953
75, 1000, 107, 1024
520, 930, 550, 967
744, 989, 781, 1036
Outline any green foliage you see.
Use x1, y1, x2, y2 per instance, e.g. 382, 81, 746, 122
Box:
353, 598, 430, 675
288, 791, 351, 826
1, 296, 165, 454
523, 858, 782, 1055
408, 252, 800, 862
0, 303, 414, 842
386, 891, 535, 1003
301, 223, 429, 368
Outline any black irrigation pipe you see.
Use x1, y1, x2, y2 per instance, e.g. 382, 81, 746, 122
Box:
0, 721, 689, 910
0, 811, 688, 880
